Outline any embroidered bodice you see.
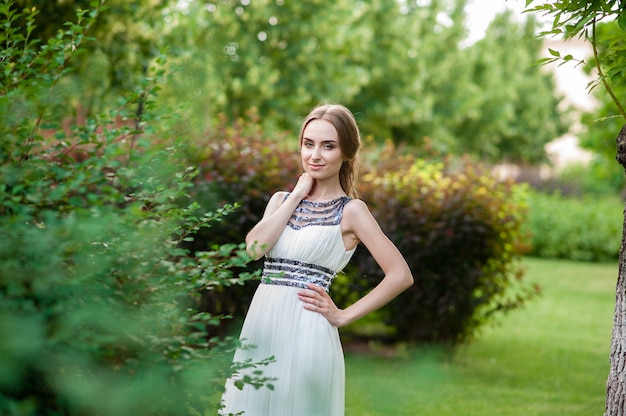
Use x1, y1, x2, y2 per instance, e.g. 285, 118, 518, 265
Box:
288, 196, 351, 230
262, 195, 356, 292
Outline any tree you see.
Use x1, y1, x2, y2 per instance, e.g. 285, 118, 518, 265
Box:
163, 0, 373, 132
14, 0, 174, 115
459, 11, 569, 163
527, 1, 626, 414
345, 0, 470, 145
159, 0, 567, 164
578, 21, 626, 193
8, 0, 569, 164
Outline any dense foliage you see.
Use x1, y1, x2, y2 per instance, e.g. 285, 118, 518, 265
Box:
526, 2, 626, 261
161, 0, 567, 163
522, 190, 622, 262
178, 115, 299, 335
0, 3, 263, 414
345, 146, 533, 344
577, 21, 626, 194
15, 0, 568, 165
11, 0, 172, 112
528, 2, 626, 414
189, 125, 534, 344
457, 11, 567, 163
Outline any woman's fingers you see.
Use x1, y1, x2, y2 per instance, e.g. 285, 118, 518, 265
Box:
298, 283, 326, 309
292, 173, 315, 200
298, 284, 344, 327
306, 282, 326, 295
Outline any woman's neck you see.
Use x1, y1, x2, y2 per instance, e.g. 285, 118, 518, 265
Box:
306, 184, 346, 201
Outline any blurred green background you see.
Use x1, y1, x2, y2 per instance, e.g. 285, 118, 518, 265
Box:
1, 0, 623, 414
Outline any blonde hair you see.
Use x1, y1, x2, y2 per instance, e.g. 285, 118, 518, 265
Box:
298, 104, 361, 198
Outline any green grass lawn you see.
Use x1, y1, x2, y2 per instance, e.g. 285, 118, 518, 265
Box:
344, 257, 617, 415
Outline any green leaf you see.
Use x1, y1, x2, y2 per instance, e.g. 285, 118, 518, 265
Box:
548, 48, 561, 57
619, 11, 626, 31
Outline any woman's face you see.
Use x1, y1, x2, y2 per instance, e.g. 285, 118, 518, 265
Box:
300, 119, 344, 181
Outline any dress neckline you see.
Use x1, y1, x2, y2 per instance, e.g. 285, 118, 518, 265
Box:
287, 195, 351, 229
301, 195, 349, 204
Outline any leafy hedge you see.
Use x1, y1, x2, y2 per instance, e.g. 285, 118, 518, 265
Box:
185, 113, 298, 247
0, 3, 262, 414
522, 190, 622, 262
180, 117, 299, 337
191, 132, 533, 344
342, 148, 533, 344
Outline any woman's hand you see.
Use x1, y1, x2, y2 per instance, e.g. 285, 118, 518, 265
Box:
291, 173, 315, 200
298, 283, 346, 327
244, 173, 314, 260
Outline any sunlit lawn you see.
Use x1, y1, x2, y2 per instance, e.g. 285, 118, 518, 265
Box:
345, 257, 616, 415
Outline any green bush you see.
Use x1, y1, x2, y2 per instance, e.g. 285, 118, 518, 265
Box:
179, 117, 300, 337
184, 113, 298, 246
343, 147, 533, 345
532, 162, 623, 197
523, 190, 622, 262
0, 3, 262, 414
192, 133, 534, 345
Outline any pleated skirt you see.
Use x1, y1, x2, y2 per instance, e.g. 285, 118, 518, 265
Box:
219, 283, 345, 416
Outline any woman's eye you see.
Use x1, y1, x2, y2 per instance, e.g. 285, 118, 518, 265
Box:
303, 141, 334, 149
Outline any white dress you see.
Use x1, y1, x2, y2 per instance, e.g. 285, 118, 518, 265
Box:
220, 195, 356, 416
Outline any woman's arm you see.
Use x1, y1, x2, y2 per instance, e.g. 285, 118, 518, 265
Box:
245, 174, 314, 260
299, 199, 413, 327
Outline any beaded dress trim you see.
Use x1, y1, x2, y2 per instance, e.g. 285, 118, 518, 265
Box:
287, 196, 351, 230
262, 195, 351, 292
262, 257, 337, 292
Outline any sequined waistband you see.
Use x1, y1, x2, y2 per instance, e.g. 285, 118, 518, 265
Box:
261, 257, 337, 293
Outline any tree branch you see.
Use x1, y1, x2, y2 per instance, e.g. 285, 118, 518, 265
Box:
591, 16, 626, 121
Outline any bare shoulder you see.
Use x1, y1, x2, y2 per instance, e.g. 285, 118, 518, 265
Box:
269, 190, 289, 204
343, 198, 378, 229
344, 198, 371, 216
262, 190, 289, 218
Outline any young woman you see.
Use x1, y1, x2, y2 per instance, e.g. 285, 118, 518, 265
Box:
219, 104, 413, 415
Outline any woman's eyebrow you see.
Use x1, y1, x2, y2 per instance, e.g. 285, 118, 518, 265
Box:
303, 137, 338, 143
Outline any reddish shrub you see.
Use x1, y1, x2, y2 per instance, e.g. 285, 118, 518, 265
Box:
188, 125, 533, 345
182, 115, 300, 335
341, 145, 534, 344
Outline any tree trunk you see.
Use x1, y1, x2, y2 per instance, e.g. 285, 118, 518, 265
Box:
606, 125, 626, 415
